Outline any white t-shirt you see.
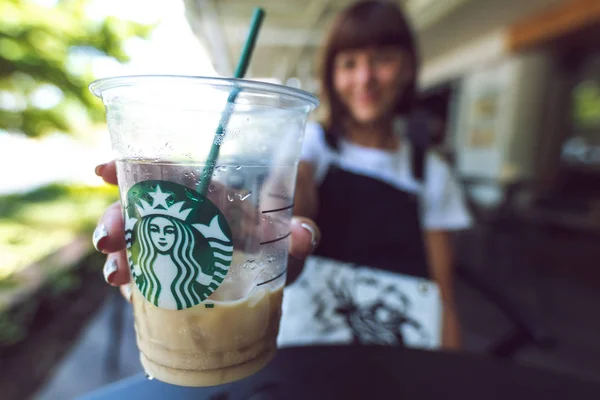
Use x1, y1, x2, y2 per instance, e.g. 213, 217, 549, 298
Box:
300, 122, 472, 230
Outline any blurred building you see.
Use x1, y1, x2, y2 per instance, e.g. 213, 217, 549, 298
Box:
184, 0, 600, 229
183, 0, 490, 91
28, 5, 600, 398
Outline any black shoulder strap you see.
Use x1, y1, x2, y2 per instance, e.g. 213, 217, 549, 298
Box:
405, 110, 431, 183
411, 144, 425, 182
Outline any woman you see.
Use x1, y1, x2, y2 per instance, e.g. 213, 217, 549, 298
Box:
288, 1, 471, 349
94, 0, 468, 350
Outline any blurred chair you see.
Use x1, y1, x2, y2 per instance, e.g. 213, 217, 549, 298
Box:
458, 177, 556, 357
461, 178, 536, 277
456, 263, 555, 357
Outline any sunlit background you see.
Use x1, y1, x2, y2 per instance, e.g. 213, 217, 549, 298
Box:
0, 0, 216, 195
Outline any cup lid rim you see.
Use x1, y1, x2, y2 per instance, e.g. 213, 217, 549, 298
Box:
89, 75, 319, 109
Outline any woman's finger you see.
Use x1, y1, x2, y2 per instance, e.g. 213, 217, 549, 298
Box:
289, 217, 320, 260
103, 250, 131, 287
93, 201, 126, 254
95, 160, 118, 186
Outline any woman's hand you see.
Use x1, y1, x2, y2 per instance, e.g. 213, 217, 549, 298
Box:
93, 161, 320, 299
425, 230, 462, 350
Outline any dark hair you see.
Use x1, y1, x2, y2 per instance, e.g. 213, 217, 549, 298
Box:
319, 0, 420, 147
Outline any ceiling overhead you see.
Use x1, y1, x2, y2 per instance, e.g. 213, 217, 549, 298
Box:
183, 0, 568, 91
184, 0, 472, 90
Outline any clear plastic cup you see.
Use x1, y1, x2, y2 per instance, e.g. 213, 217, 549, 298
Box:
90, 75, 318, 386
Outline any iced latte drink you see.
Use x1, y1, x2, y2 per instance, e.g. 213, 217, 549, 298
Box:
90, 76, 318, 386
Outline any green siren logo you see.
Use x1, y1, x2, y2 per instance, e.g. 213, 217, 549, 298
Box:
124, 180, 233, 310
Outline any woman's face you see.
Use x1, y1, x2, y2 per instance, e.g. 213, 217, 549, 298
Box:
149, 217, 176, 253
333, 46, 411, 124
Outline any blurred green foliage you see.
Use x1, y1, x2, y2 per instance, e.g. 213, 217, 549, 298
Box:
0, 183, 119, 280
0, 307, 28, 344
573, 80, 600, 128
0, 0, 153, 137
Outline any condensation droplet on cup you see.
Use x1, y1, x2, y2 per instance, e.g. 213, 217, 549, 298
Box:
209, 184, 216, 193
237, 192, 252, 201
145, 372, 154, 381
266, 255, 275, 263
235, 165, 242, 170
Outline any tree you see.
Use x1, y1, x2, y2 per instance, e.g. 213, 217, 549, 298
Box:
0, 0, 153, 137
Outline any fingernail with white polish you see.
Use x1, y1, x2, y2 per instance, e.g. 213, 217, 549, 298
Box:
103, 258, 118, 284
301, 223, 318, 247
93, 224, 108, 251
122, 284, 132, 302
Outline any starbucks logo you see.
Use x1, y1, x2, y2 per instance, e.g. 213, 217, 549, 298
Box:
124, 180, 233, 310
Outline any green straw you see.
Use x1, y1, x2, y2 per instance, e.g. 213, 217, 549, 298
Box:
197, 8, 265, 195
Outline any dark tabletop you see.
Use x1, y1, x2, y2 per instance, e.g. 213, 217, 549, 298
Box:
79, 345, 600, 400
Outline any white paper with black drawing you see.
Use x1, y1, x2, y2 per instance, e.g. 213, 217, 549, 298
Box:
278, 256, 442, 349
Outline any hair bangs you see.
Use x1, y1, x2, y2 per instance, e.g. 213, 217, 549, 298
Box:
328, 1, 415, 54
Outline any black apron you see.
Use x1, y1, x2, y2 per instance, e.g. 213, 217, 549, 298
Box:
313, 162, 430, 279
277, 116, 440, 348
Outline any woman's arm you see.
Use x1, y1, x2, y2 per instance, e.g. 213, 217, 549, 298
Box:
293, 161, 319, 219
286, 161, 320, 285
424, 229, 462, 350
